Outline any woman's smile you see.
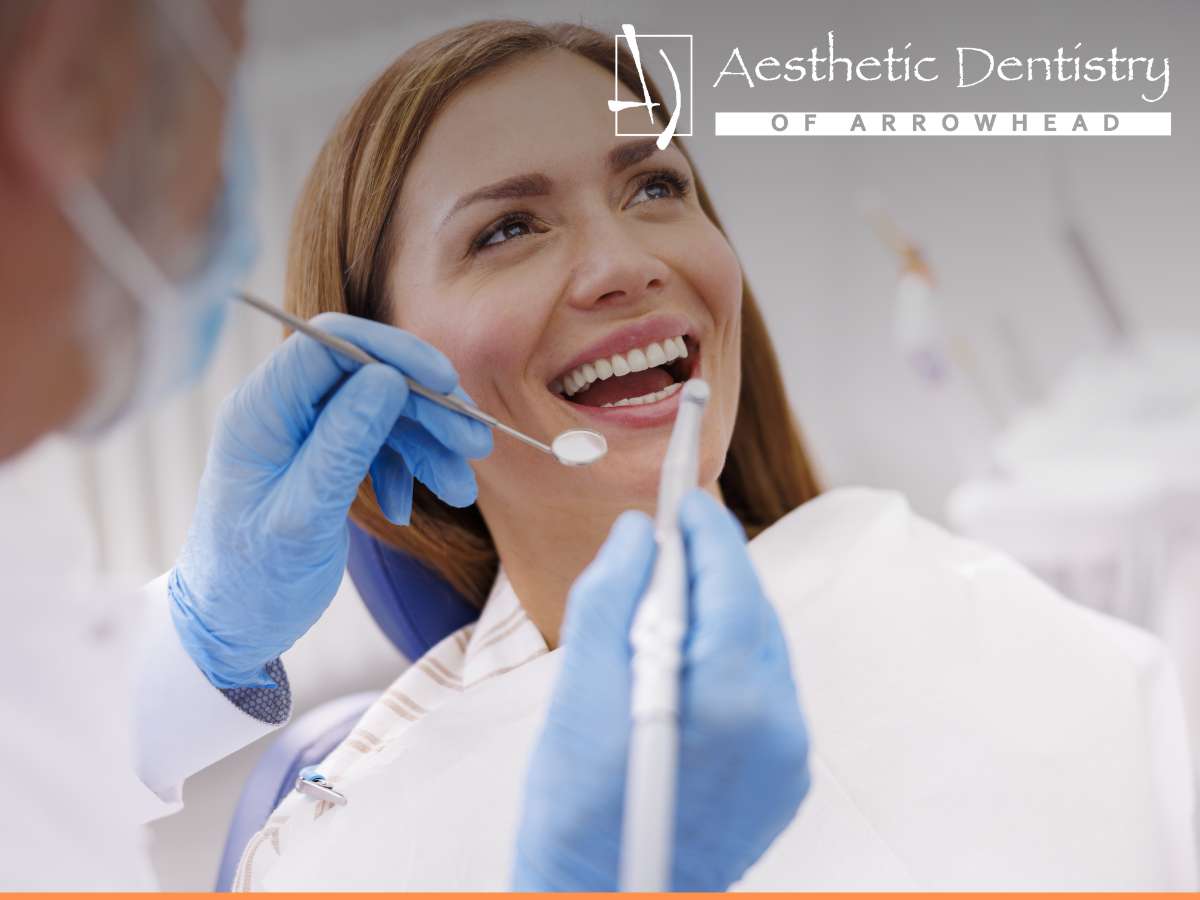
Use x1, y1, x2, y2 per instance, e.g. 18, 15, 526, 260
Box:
545, 313, 702, 429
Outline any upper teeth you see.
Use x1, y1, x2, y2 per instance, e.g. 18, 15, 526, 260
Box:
553, 336, 688, 397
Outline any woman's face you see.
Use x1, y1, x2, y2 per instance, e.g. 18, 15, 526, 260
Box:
387, 49, 743, 519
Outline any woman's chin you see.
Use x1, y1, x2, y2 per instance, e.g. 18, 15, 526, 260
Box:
577, 436, 728, 516
586, 450, 670, 510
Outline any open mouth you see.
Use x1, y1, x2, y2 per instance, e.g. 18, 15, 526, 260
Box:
549, 334, 699, 408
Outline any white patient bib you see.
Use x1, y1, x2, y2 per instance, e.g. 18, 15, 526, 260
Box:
234, 569, 549, 891
239, 488, 1197, 891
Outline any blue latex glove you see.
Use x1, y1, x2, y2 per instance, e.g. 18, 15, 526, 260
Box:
513, 490, 810, 891
169, 312, 492, 689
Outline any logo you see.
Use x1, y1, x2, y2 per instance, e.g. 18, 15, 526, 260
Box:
610, 24, 693, 148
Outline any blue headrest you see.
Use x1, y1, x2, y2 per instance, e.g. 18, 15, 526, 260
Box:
346, 519, 481, 660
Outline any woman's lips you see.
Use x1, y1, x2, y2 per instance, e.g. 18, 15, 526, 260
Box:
554, 358, 702, 429
549, 314, 694, 389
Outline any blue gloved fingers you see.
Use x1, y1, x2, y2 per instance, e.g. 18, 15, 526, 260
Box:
678, 489, 773, 662
400, 384, 493, 461
681, 493, 804, 712
174, 318, 464, 695
672, 490, 811, 890
561, 510, 657, 651
369, 445, 415, 525
512, 512, 656, 892
389, 418, 479, 508
305, 312, 459, 393
516, 497, 809, 893
278, 364, 413, 532
223, 315, 458, 460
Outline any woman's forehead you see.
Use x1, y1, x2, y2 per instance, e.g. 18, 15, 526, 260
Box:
402, 50, 658, 209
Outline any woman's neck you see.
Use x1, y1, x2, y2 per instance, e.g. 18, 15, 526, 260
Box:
478, 481, 724, 648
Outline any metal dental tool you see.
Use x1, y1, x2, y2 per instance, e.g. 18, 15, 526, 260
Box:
620, 378, 710, 891
235, 292, 607, 467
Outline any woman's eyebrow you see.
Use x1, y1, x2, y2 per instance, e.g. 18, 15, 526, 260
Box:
439, 173, 552, 232
437, 138, 672, 232
606, 137, 662, 175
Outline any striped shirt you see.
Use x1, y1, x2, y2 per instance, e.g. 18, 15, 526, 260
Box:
233, 568, 547, 892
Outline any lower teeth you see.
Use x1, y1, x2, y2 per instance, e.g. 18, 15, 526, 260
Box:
600, 381, 683, 408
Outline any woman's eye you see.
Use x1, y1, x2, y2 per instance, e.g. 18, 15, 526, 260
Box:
627, 170, 691, 208
473, 214, 537, 253
469, 171, 690, 255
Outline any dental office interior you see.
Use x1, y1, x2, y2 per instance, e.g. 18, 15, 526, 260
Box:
14, 0, 1196, 888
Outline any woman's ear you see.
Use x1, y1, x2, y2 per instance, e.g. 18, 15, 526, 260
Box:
0, 0, 145, 195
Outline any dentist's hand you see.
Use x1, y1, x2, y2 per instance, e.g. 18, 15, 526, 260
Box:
514, 490, 810, 891
170, 313, 492, 689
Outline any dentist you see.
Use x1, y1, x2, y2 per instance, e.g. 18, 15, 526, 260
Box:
0, 0, 498, 886
0, 0, 809, 889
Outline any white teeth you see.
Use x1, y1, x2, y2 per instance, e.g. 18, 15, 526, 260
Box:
600, 381, 684, 408
553, 334, 691, 397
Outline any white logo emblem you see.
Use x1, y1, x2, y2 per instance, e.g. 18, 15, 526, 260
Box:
610, 24, 693, 148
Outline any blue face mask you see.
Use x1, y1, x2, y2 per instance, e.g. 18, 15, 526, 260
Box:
55, 13, 257, 434
158, 96, 259, 395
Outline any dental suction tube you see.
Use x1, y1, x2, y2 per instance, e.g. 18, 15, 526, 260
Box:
620, 378, 710, 892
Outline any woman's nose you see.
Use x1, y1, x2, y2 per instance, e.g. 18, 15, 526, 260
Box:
563, 218, 670, 312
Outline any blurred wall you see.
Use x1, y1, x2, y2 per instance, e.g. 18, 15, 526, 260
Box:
46, 0, 1193, 887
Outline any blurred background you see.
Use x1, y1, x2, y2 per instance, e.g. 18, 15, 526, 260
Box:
10, 0, 1196, 888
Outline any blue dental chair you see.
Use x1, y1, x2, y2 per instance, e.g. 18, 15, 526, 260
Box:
214, 521, 480, 891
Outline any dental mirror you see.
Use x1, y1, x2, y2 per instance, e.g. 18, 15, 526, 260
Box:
237, 292, 607, 468
551, 429, 608, 466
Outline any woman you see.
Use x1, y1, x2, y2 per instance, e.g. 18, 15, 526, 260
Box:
235, 20, 1195, 890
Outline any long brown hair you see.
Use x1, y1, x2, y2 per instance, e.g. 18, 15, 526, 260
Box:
286, 19, 821, 605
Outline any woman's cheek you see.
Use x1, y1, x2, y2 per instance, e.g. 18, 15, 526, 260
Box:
686, 224, 742, 486
699, 228, 744, 325
397, 288, 529, 397
449, 314, 535, 405
667, 220, 742, 329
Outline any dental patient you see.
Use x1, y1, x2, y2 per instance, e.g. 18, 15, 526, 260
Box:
235, 20, 1196, 891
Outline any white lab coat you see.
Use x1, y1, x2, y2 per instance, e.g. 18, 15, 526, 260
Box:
0, 443, 283, 889
251, 487, 1197, 891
